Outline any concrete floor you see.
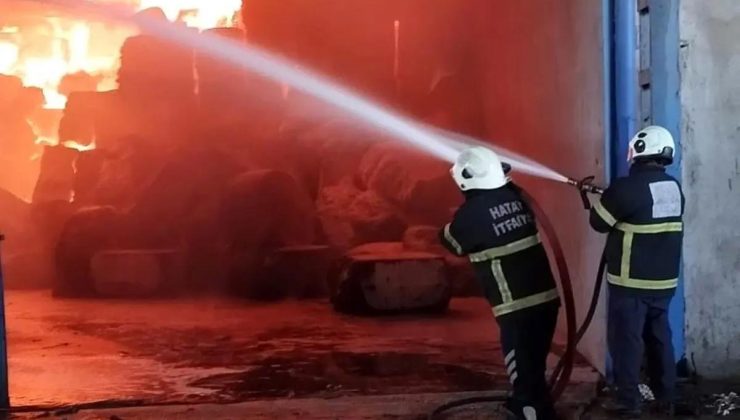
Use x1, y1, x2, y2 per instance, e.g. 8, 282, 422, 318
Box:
4, 291, 598, 418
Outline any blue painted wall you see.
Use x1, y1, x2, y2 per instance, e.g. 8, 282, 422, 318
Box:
611, 0, 685, 363
648, 0, 684, 364
613, 0, 638, 178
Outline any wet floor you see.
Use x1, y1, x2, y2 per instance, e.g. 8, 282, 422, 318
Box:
188, 351, 506, 402
6, 291, 515, 408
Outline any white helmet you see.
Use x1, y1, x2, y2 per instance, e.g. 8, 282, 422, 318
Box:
628, 126, 675, 164
451, 146, 510, 191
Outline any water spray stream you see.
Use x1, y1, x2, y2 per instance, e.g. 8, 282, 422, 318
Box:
430, 128, 570, 183
20, 0, 573, 186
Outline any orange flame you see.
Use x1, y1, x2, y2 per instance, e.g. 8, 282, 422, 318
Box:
1, 0, 241, 111
140, 0, 242, 29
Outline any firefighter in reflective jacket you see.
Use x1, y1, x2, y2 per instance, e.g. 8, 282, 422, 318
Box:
440, 146, 560, 420
589, 126, 684, 417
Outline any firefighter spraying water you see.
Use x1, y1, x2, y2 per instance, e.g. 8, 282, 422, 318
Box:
586, 125, 684, 418
439, 147, 561, 420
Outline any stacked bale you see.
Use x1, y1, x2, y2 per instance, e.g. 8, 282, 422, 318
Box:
0, 188, 52, 289
357, 142, 461, 226
58, 91, 99, 146
0, 189, 32, 246
196, 28, 249, 122
51, 146, 249, 298
0, 75, 43, 200
313, 123, 375, 188
73, 149, 108, 206
311, 130, 476, 298
314, 136, 460, 249
31, 145, 82, 290
221, 169, 319, 298
53, 205, 123, 297
58, 91, 109, 206
223, 169, 318, 252
89, 90, 138, 152
117, 34, 195, 104
316, 179, 406, 250
31, 145, 78, 205
65, 33, 199, 210
106, 147, 245, 293
196, 28, 288, 158
125, 146, 243, 246
116, 34, 197, 151
59, 91, 148, 208
328, 242, 451, 315
58, 71, 100, 98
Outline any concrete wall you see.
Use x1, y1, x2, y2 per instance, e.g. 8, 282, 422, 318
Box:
649, 0, 685, 361
680, 0, 740, 378
471, 0, 607, 370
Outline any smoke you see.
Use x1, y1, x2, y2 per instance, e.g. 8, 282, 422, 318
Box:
16, 0, 569, 184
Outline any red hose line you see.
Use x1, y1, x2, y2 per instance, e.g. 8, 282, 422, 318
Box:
520, 190, 577, 400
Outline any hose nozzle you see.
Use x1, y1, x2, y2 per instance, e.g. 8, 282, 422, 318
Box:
567, 176, 605, 195
568, 176, 605, 210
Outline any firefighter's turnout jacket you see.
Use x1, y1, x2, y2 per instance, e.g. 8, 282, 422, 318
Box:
590, 164, 685, 296
440, 184, 559, 318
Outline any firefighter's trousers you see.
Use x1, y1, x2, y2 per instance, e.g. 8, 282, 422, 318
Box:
498, 300, 559, 420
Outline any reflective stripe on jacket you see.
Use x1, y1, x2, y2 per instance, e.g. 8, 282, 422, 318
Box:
440, 184, 559, 317
589, 164, 685, 296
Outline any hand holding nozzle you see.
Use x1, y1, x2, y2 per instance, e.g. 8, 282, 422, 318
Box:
567, 176, 605, 195
567, 176, 605, 210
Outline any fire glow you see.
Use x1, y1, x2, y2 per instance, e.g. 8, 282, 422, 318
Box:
0, 0, 241, 110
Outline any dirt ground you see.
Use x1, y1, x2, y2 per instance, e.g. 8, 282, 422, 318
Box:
4, 291, 598, 418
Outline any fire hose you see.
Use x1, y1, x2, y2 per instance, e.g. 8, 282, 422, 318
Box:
428, 177, 605, 419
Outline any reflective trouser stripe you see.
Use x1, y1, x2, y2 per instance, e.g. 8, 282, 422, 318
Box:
469, 234, 541, 262
504, 350, 516, 365
505, 347, 518, 386
594, 201, 617, 227
607, 274, 678, 290
509, 371, 519, 384
616, 222, 683, 234
492, 288, 560, 317
443, 223, 463, 254
491, 260, 514, 304
620, 231, 634, 282
613, 221, 682, 289
506, 360, 517, 375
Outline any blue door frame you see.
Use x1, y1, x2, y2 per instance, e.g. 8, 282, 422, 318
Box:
608, 0, 685, 364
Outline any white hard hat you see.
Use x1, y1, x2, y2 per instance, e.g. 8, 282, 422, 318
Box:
627, 126, 675, 164
450, 146, 509, 191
